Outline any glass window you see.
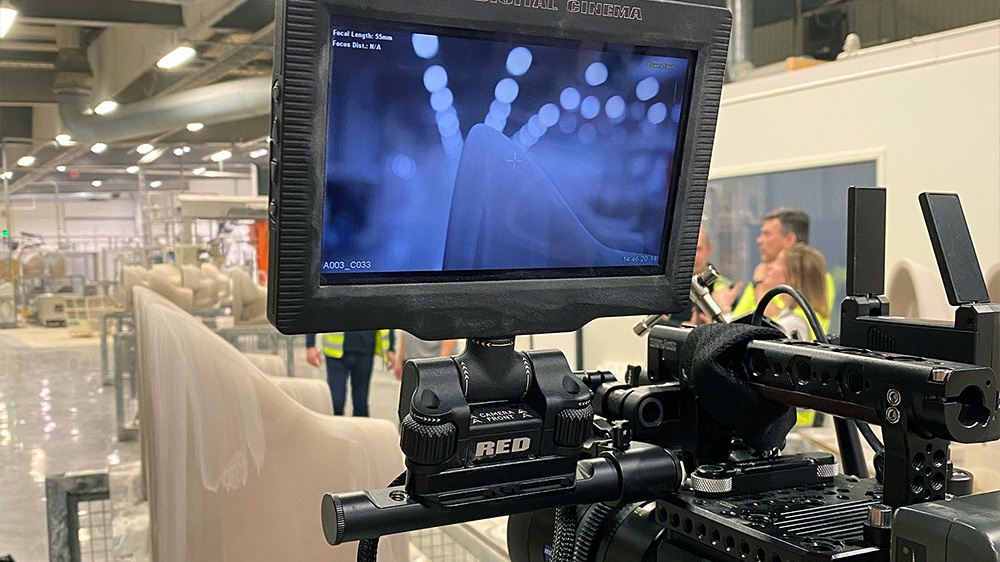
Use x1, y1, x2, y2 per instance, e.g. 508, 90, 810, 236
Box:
704, 161, 878, 333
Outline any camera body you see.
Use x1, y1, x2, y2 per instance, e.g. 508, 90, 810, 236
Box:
265, 0, 1000, 559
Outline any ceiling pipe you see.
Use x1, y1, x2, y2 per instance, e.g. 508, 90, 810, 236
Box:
56, 76, 271, 143
726, 0, 755, 81
53, 23, 270, 144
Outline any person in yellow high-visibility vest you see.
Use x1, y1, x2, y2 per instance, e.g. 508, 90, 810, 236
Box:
728, 207, 835, 332
663, 226, 735, 326
306, 330, 395, 416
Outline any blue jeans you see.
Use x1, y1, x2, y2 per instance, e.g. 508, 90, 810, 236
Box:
325, 352, 374, 416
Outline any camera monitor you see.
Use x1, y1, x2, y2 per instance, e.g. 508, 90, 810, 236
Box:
268, 0, 731, 339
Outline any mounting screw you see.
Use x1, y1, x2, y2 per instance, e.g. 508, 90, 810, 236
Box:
887, 388, 902, 406
388, 490, 408, 502
868, 504, 893, 528
886, 407, 901, 424
930, 368, 950, 382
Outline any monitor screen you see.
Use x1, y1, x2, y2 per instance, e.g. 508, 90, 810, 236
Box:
321, 14, 695, 284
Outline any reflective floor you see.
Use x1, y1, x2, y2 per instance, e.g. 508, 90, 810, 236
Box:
0, 327, 404, 562
0, 330, 140, 562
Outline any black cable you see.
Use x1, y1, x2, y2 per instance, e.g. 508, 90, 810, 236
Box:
854, 418, 885, 454
356, 472, 407, 562
750, 284, 828, 343
551, 506, 578, 562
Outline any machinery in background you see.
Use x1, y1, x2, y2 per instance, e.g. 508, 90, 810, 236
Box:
35, 294, 67, 327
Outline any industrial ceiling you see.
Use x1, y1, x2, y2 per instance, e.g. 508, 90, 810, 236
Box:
0, 0, 276, 196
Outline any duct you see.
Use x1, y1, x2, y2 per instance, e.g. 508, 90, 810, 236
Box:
727, 0, 755, 81
56, 76, 271, 143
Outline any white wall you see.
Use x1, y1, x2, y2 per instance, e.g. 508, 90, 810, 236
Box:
581, 22, 1000, 374
712, 21, 1000, 274
7, 178, 257, 241
10, 197, 138, 239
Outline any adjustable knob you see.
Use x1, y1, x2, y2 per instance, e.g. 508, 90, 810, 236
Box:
400, 415, 457, 465
554, 404, 594, 447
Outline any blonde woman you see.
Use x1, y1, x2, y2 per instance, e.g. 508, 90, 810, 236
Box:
761, 243, 830, 340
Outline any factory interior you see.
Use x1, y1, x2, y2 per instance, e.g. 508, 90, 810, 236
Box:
0, 1, 998, 561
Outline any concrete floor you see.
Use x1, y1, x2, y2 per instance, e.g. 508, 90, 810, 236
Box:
0, 325, 405, 562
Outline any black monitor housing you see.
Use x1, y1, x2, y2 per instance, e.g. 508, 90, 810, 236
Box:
266, 0, 732, 339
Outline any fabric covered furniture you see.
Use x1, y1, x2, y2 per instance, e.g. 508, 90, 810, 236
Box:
885, 258, 954, 321
201, 263, 232, 300
181, 264, 221, 310
133, 287, 407, 562
121, 266, 150, 310
147, 266, 194, 313
231, 268, 267, 325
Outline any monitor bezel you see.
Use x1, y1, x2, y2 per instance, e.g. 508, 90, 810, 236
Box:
268, 0, 731, 339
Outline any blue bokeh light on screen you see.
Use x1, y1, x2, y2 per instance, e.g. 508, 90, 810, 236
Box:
558, 112, 577, 134
560, 87, 581, 110
539, 103, 560, 127
580, 95, 601, 119
636, 76, 660, 101
436, 110, 460, 136
323, 15, 693, 275
423, 65, 448, 92
391, 154, 417, 179
647, 102, 667, 125
430, 88, 454, 111
490, 100, 511, 118
506, 47, 533, 76
585, 62, 608, 86
527, 115, 545, 137
412, 34, 439, 59
605, 96, 625, 120
494, 78, 520, 103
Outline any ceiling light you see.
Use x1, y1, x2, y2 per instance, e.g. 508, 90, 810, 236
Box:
91, 143, 108, 154
186, 122, 204, 132
126, 166, 140, 174
150, 180, 162, 188
94, 100, 119, 115
16, 155, 35, 167
182, 146, 191, 153
192, 167, 206, 175
136, 143, 155, 155
173, 147, 184, 156
55, 134, 74, 146
249, 148, 268, 159
156, 45, 196, 69
0, 171, 12, 181
56, 166, 67, 173
138, 147, 165, 165
91, 180, 103, 187
0, 2, 17, 39
210, 149, 232, 162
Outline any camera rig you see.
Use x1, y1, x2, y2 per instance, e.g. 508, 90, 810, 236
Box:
264, 0, 999, 559
322, 188, 1000, 562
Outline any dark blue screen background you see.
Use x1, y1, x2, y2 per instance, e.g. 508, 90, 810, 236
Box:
322, 15, 692, 277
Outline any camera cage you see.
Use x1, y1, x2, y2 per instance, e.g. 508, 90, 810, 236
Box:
266, 0, 733, 339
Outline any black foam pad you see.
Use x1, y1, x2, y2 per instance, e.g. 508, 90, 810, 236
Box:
681, 323, 796, 453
